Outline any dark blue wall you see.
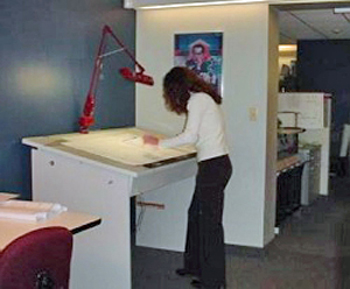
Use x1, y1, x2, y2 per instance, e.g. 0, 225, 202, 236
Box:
0, 0, 136, 199
297, 40, 350, 157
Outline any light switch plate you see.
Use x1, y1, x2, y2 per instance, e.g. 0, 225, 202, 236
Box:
249, 107, 258, 121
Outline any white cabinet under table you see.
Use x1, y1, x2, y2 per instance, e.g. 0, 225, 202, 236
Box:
22, 127, 197, 289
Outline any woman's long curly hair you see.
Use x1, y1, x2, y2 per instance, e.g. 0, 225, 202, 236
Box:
163, 67, 222, 115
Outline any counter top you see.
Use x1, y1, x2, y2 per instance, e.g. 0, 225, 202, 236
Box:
277, 155, 304, 174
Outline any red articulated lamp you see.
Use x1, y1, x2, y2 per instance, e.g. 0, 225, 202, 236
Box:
79, 25, 154, 133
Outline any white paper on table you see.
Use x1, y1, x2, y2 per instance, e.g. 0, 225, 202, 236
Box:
0, 200, 67, 222
0, 193, 19, 202
62, 132, 196, 166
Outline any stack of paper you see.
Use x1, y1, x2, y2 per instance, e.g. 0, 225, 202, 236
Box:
0, 200, 67, 222
0, 192, 19, 202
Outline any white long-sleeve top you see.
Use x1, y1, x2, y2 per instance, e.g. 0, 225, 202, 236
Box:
159, 92, 229, 162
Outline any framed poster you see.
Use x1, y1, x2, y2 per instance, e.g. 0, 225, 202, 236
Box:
174, 32, 223, 94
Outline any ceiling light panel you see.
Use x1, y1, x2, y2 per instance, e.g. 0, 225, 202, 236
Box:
125, 0, 350, 9
125, 0, 266, 9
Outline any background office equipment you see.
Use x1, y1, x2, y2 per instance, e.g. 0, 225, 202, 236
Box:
299, 145, 321, 206
278, 92, 331, 197
276, 92, 331, 226
338, 124, 350, 177
276, 160, 304, 226
276, 126, 304, 226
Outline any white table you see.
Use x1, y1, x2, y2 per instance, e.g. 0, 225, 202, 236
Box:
22, 127, 197, 289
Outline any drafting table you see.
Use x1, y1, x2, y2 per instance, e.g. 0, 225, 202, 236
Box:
22, 127, 197, 289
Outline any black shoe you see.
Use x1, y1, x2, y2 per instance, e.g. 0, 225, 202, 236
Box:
175, 268, 197, 277
190, 279, 202, 288
191, 279, 225, 289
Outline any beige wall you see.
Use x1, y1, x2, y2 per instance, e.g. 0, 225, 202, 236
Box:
136, 3, 278, 247
264, 7, 279, 245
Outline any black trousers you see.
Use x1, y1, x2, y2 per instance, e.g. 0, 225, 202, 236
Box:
184, 155, 232, 288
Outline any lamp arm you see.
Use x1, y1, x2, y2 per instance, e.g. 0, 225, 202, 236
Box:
79, 25, 153, 133
79, 27, 109, 133
86, 28, 109, 98
104, 25, 145, 74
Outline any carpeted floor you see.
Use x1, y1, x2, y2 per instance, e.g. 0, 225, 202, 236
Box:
132, 176, 350, 289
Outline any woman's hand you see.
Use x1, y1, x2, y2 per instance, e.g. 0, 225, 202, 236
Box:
143, 134, 159, 146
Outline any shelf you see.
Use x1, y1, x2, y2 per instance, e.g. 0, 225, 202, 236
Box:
278, 127, 306, 134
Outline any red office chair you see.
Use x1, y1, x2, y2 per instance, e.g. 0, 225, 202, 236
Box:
0, 226, 73, 289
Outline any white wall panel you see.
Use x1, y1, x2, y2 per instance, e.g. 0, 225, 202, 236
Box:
135, 3, 278, 247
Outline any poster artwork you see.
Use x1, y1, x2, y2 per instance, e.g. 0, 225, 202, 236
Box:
174, 32, 223, 94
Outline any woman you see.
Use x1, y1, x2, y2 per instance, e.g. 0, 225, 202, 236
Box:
143, 67, 232, 289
